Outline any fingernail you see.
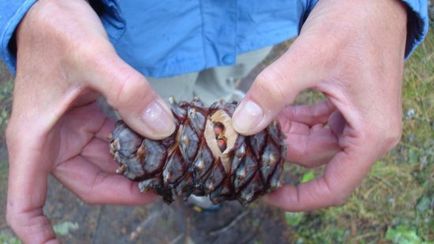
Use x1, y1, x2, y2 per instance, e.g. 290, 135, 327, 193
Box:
142, 99, 175, 137
232, 99, 263, 134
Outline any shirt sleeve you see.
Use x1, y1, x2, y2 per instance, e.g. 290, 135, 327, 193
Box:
0, 0, 124, 74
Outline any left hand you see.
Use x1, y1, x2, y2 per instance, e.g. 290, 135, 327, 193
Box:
232, 0, 407, 211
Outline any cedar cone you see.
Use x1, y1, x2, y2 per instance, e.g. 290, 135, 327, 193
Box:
109, 98, 285, 205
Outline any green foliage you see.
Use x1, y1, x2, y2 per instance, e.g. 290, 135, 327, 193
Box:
0, 232, 20, 244
286, 212, 350, 244
0, 78, 12, 135
386, 225, 425, 244
300, 171, 315, 183
284, 212, 304, 227
53, 222, 79, 236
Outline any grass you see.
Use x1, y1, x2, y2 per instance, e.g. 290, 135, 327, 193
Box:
284, 29, 434, 243
0, 78, 12, 137
0, 66, 13, 243
0, 73, 12, 197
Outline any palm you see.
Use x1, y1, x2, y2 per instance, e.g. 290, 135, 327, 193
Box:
277, 101, 342, 167
41, 101, 153, 202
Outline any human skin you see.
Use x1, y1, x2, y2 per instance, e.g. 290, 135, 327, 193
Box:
5, 0, 407, 242
232, 0, 407, 210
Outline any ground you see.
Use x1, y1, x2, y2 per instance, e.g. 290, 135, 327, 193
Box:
0, 20, 433, 244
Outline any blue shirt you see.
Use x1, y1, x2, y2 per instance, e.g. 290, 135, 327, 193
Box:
0, 0, 429, 78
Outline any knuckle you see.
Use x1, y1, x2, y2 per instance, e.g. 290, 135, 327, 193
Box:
6, 210, 54, 242
77, 188, 100, 205
327, 192, 348, 207
5, 123, 19, 153
364, 119, 402, 151
72, 41, 113, 72
257, 66, 285, 84
286, 141, 308, 163
109, 72, 148, 107
320, 178, 348, 207
79, 173, 109, 205
384, 121, 402, 149
81, 194, 99, 205
255, 69, 287, 102
6, 211, 16, 228
384, 130, 402, 149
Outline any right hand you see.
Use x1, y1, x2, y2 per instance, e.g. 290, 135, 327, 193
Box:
5, 0, 175, 242
232, 0, 406, 211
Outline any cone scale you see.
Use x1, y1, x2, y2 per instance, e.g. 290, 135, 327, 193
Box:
109, 98, 285, 205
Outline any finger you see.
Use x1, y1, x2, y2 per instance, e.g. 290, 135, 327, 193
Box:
264, 150, 375, 211
96, 118, 116, 142
328, 111, 346, 137
232, 43, 320, 135
282, 121, 339, 167
6, 140, 56, 242
280, 100, 336, 126
59, 102, 114, 143
53, 156, 156, 205
81, 138, 118, 172
81, 47, 175, 139
55, 102, 109, 163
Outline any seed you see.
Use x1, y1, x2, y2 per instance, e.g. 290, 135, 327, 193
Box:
213, 122, 225, 135
217, 138, 227, 151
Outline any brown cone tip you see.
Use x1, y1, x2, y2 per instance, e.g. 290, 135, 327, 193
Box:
109, 98, 286, 205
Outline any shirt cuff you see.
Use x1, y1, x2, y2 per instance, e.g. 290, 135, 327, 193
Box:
401, 0, 429, 58
88, 0, 125, 42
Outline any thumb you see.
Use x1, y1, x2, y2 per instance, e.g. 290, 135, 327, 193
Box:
232, 48, 316, 135
84, 49, 175, 139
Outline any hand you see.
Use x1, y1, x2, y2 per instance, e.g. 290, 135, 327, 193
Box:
232, 0, 407, 210
6, 0, 175, 242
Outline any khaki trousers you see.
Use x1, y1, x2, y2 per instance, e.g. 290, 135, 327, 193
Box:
147, 47, 272, 105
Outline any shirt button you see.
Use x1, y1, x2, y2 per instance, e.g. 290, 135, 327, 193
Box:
222, 54, 235, 65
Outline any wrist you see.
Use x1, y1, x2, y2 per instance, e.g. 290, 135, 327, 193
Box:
17, 0, 61, 46
17, 0, 93, 45
307, 0, 408, 54
351, 0, 407, 30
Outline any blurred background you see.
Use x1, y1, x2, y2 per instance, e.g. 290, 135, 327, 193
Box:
0, 8, 433, 244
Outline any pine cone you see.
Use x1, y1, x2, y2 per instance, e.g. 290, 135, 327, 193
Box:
109, 98, 285, 205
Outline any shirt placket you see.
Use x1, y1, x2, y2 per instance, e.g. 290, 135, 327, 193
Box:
201, 0, 238, 68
